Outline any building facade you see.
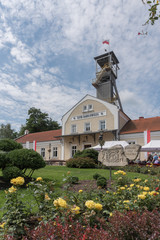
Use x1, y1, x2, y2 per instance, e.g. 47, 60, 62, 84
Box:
16, 51, 160, 162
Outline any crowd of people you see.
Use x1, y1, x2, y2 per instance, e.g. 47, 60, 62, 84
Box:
147, 153, 160, 164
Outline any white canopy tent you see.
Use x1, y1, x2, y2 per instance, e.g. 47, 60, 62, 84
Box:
140, 140, 160, 152
91, 141, 129, 151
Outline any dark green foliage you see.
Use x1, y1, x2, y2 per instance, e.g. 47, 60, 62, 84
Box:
67, 176, 79, 184
96, 177, 107, 188
19, 107, 61, 134
74, 149, 98, 164
7, 149, 46, 170
0, 123, 18, 139
2, 166, 23, 181
66, 157, 95, 168
0, 152, 10, 169
93, 173, 102, 180
0, 139, 22, 152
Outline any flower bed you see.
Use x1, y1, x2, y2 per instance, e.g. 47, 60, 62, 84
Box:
0, 171, 160, 239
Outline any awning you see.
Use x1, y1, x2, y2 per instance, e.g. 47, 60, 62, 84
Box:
140, 140, 160, 152
90, 140, 129, 151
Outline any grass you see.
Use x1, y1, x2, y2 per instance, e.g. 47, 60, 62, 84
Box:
30, 165, 157, 183
0, 166, 158, 220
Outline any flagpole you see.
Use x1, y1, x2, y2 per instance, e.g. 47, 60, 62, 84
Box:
102, 39, 110, 52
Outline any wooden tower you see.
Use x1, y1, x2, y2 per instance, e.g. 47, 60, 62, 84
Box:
92, 51, 123, 111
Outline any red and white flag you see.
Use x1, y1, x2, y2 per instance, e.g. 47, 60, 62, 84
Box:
33, 140, 37, 151
144, 130, 150, 145
102, 40, 109, 45
144, 130, 151, 158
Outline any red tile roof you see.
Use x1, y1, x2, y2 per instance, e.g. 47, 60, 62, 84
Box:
120, 117, 160, 134
16, 129, 62, 144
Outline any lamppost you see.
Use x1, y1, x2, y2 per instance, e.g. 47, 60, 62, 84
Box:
98, 131, 104, 150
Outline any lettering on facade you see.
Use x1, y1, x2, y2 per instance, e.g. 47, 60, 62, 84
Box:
71, 111, 106, 121
98, 145, 128, 167
124, 144, 141, 161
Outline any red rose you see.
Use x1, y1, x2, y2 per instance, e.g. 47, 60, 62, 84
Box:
155, 187, 159, 191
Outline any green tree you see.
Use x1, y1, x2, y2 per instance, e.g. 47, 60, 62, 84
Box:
142, 0, 159, 25
0, 123, 18, 139
19, 107, 61, 134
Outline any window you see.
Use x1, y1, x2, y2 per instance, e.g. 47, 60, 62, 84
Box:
53, 147, 58, 158
99, 120, 106, 130
83, 105, 88, 112
128, 141, 136, 144
88, 104, 93, 111
83, 104, 93, 112
71, 124, 77, 133
71, 145, 77, 157
84, 122, 91, 132
41, 148, 45, 158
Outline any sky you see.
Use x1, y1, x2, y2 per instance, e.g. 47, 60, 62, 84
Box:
0, 0, 160, 132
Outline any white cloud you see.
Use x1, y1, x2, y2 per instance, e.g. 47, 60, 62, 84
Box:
11, 41, 35, 64
0, 0, 160, 131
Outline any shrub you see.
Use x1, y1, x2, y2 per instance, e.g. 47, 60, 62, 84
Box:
2, 166, 24, 181
93, 173, 102, 180
67, 176, 79, 184
74, 149, 98, 164
66, 158, 78, 168
0, 139, 22, 152
7, 149, 46, 171
66, 157, 95, 168
22, 216, 110, 240
108, 210, 160, 240
0, 152, 9, 169
96, 177, 107, 188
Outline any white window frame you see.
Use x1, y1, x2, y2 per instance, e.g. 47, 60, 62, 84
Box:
71, 124, 77, 133
41, 148, 45, 158
71, 145, 77, 157
83, 104, 93, 112
88, 104, 93, 111
53, 147, 58, 158
99, 120, 106, 130
83, 105, 88, 112
84, 122, 91, 132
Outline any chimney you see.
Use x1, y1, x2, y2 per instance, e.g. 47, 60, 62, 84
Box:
24, 130, 29, 135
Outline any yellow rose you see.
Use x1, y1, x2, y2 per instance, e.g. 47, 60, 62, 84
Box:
133, 178, 141, 183
142, 192, 148, 196
79, 190, 83, 193
85, 200, 95, 209
94, 203, 103, 211
36, 177, 43, 181
123, 200, 130, 203
138, 194, 146, 200
130, 184, 134, 187
45, 193, 51, 201
143, 187, 149, 191
0, 222, 6, 228
10, 177, 25, 186
71, 206, 80, 214
8, 186, 17, 193
53, 198, 67, 208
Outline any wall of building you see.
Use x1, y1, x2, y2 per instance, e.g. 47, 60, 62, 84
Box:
64, 99, 116, 135
63, 131, 114, 160
23, 140, 62, 163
